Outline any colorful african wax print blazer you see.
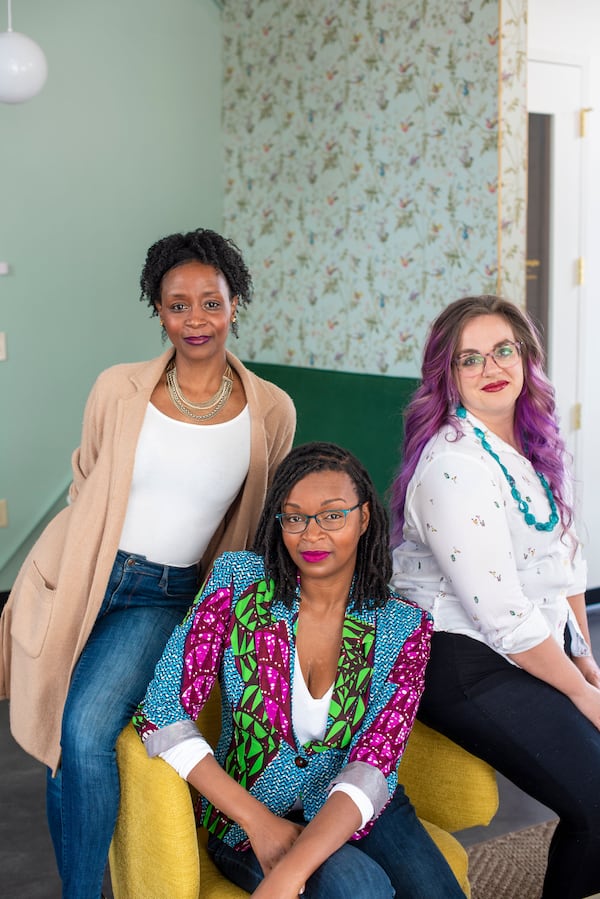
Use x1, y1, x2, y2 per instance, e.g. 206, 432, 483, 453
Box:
135, 552, 432, 848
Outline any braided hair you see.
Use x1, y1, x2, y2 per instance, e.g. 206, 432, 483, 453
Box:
253, 442, 391, 612
139, 228, 253, 337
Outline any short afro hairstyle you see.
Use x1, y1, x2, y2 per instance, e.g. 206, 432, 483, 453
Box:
139, 228, 253, 337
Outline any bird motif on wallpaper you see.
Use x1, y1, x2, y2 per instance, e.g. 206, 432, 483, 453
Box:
459, 146, 473, 167
376, 90, 389, 110
459, 3, 474, 24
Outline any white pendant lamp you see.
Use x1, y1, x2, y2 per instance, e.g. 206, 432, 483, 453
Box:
0, 0, 47, 104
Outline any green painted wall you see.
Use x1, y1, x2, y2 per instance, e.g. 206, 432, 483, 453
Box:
247, 362, 419, 502
0, 0, 223, 588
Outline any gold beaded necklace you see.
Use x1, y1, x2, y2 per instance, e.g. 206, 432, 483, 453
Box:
165, 359, 233, 422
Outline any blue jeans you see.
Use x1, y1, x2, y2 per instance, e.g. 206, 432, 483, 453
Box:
46, 550, 197, 899
208, 786, 465, 898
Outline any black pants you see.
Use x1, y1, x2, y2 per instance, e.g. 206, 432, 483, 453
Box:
418, 632, 600, 899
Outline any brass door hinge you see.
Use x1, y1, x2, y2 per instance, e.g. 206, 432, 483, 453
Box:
572, 403, 582, 431
580, 107, 594, 138
526, 258, 541, 282
577, 257, 585, 286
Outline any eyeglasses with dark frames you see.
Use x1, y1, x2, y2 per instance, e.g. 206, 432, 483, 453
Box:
276, 503, 362, 534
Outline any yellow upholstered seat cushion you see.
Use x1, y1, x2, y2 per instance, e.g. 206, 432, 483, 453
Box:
110, 692, 497, 898
109, 724, 200, 899
400, 719, 498, 832
420, 820, 470, 897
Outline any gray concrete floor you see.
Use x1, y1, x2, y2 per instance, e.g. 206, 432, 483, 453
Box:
1, 607, 599, 896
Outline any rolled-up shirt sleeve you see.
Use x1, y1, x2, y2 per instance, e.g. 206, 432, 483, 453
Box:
409, 452, 552, 655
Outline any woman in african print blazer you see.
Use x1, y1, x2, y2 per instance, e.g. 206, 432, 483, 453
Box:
135, 443, 463, 899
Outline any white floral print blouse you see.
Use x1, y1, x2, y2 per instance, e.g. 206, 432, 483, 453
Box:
391, 411, 588, 660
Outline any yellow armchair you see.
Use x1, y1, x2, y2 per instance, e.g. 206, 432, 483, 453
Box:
109, 687, 498, 899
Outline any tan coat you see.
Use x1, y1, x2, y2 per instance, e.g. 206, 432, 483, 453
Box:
0, 348, 295, 770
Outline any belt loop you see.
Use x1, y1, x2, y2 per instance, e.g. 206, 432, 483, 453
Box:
159, 564, 169, 590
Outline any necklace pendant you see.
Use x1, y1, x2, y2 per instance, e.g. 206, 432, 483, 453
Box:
458, 406, 559, 533
165, 360, 234, 422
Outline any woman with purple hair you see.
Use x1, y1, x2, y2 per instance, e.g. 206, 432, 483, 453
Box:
390, 295, 600, 899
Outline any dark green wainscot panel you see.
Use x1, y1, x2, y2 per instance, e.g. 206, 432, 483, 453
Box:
245, 361, 419, 503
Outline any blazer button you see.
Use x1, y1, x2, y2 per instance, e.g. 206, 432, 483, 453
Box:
294, 756, 308, 768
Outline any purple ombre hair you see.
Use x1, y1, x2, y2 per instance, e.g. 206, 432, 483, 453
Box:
389, 295, 573, 546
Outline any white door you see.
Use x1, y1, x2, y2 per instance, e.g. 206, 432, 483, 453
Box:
527, 58, 584, 476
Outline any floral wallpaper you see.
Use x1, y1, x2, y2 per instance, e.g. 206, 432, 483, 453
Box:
223, 0, 528, 376
498, 0, 528, 300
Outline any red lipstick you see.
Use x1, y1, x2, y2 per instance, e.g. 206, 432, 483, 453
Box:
300, 551, 330, 563
482, 381, 508, 392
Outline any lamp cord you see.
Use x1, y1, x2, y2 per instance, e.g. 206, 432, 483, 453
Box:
7, 0, 12, 32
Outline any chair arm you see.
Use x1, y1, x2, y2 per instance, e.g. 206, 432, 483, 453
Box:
399, 720, 498, 832
109, 723, 200, 899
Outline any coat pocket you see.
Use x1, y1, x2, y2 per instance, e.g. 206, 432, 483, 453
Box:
11, 561, 55, 659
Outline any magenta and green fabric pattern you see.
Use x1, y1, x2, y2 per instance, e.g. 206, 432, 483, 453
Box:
134, 551, 433, 849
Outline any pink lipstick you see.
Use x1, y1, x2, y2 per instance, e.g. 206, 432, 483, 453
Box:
184, 336, 210, 345
300, 551, 330, 563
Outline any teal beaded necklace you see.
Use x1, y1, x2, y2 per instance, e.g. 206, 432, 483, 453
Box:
456, 405, 559, 532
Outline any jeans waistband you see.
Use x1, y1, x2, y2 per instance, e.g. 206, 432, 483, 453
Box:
115, 549, 199, 580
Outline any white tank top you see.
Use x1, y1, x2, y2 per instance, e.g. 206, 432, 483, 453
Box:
118, 403, 251, 567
